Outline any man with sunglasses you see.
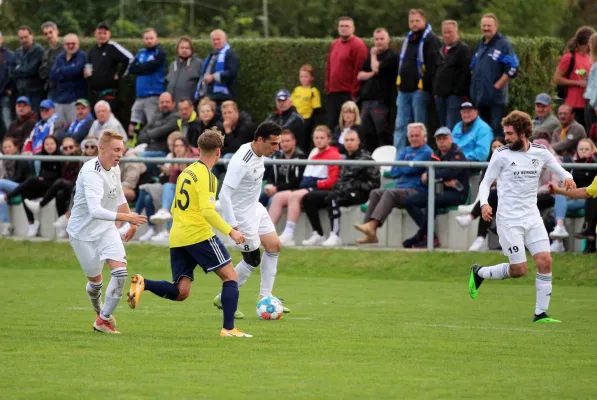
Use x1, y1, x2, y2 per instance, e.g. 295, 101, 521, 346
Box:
50, 34, 88, 126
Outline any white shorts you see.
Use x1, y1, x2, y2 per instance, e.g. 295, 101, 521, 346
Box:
69, 226, 127, 277
497, 218, 550, 264
232, 203, 276, 252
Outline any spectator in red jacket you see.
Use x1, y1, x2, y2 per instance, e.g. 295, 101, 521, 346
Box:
272, 125, 341, 246
325, 16, 368, 130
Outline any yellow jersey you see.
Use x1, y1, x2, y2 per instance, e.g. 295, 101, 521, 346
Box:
291, 86, 322, 119
169, 161, 232, 248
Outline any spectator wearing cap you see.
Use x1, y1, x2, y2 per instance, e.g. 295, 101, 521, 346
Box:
88, 100, 127, 140
5, 96, 38, 150
470, 13, 519, 137
433, 20, 472, 131
194, 29, 239, 107
86, 22, 134, 118
533, 93, 560, 136
450, 102, 492, 162
61, 99, 94, 143
325, 16, 368, 130
0, 31, 15, 138
10, 26, 44, 114
166, 36, 203, 103
50, 33, 88, 126
39, 21, 62, 101
265, 89, 305, 150
128, 28, 166, 137
552, 103, 587, 158
22, 99, 63, 154
402, 127, 470, 248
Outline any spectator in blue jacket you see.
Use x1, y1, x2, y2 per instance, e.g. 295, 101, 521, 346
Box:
450, 102, 493, 161
50, 34, 87, 126
194, 29, 239, 109
10, 26, 44, 114
470, 13, 519, 137
354, 123, 433, 244
0, 32, 15, 138
60, 99, 94, 144
128, 28, 166, 137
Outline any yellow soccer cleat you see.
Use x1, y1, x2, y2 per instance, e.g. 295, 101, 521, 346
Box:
127, 274, 145, 309
220, 328, 253, 338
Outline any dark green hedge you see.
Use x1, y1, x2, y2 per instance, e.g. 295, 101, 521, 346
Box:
2, 34, 564, 124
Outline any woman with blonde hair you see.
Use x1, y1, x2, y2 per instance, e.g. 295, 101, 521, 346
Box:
332, 101, 361, 154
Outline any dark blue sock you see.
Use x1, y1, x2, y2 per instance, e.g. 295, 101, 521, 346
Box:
144, 278, 179, 301
221, 280, 239, 330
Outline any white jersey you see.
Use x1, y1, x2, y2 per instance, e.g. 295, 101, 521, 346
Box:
221, 143, 264, 229
67, 157, 127, 241
480, 143, 572, 225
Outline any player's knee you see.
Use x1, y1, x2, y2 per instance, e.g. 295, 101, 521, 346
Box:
242, 249, 261, 267
535, 253, 552, 274
176, 283, 191, 301
510, 263, 527, 278
265, 238, 281, 253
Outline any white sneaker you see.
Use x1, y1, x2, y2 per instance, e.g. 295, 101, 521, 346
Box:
150, 209, 172, 224
455, 214, 473, 229
52, 214, 68, 229
279, 232, 295, 247
550, 240, 565, 253
27, 221, 40, 237
458, 204, 475, 214
24, 199, 41, 215
118, 222, 131, 237
151, 229, 170, 243
0, 195, 6, 205
1, 222, 13, 236
549, 225, 569, 239
56, 228, 68, 239
468, 236, 488, 252
322, 232, 342, 247
302, 231, 325, 246
139, 226, 156, 242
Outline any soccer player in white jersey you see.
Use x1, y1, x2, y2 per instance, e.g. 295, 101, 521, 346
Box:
213, 121, 290, 319
67, 130, 147, 334
468, 111, 575, 323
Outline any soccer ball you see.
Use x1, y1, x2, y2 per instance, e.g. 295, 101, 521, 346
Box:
256, 296, 284, 320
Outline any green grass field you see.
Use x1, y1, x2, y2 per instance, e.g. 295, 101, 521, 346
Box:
1, 239, 596, 399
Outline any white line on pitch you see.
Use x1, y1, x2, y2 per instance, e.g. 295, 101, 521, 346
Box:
403, 322, 568, 333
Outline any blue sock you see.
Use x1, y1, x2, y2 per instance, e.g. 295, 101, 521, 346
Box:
144, 278, 179, 301
221, 280, 239, 330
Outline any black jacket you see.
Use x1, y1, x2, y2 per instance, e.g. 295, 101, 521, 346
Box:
433, 40, 472, 98
87, 41, 133, 92
187, 117, 224, 151
333, 149, 380, 195
398, 30, 441, 93
332, 125, 361, 154
222, 111, 255, 155
265, 148, 307, 191
137, 110, 180, 153
3, 160, 31, 183
431, 143, 470, 195
359, 49, 398, 104
265, 106, 304, 141
10, 44, 44, 95
39, 149, 62, 182
571, 156, 597, 188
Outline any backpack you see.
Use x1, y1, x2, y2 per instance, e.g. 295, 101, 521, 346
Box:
556, 51, 576, 100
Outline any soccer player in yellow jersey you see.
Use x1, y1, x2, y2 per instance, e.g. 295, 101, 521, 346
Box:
126, 128, 252, 337
549, 176, 597, 238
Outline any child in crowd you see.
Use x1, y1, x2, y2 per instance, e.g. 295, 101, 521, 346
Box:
291, 64, 322, 148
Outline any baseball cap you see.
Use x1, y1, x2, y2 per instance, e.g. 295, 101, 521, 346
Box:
460, 101, 475, 110
96, 22, 110, 31
40, 99, 55, 109
275, 89, 290, 101
16, 96, 30, 105
434, 127, 452, 137
75, 98, 90, 107
535, 93, 552, 106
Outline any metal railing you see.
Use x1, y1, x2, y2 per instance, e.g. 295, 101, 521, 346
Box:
2, 154, 595, 252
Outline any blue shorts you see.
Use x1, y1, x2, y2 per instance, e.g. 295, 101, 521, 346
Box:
170, 236, 232, 283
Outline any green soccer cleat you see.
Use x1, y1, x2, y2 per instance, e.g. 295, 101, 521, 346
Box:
468, 264, 484, 299
533, 313, 561, 323
213, 295, 245, 319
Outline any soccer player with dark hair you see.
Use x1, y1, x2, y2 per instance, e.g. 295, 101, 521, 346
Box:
127, 128, 252, 337
468, 111, 575, 323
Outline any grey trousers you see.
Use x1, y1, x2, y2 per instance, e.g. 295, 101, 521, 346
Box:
364, 188, 418, 226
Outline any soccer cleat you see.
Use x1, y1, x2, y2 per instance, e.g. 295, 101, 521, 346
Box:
127, 274, 145, 309
212, 295, 244, 319
96, 309, 117, 328
93, 316, 120, 334
533, 313, 561, 323
220, 328, 253, 337
468, 264, 484, 299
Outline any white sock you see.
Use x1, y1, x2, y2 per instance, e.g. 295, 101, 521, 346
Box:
282, 221, 296, 237
101, 267, 127, 320
478, 263, 510, 280
235, 260, 256, 288
259, 251, 279, 298
535, 273, 552, 315
86, 281, 103, 313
